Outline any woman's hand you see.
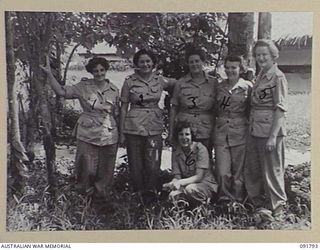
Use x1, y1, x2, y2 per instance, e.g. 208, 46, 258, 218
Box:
168, 133, 174, 146
266, 136, 277, 152
39, 55, 52, 75
119, 133, 126, 148
163, 179, 181, 191
172, 180, 181, 190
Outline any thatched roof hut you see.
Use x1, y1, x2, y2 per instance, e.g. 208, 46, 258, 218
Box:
272, 12, 312, 49
271, 12, 312, 92
271, 12, 312, 68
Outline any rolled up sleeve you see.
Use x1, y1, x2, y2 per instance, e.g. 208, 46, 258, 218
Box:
170, 82, 180, 106
162, 76, 177, 93
195, 144, 209, 170
64, 82, 83, 99
273, 76, 288, 112
120, 80, 130, 103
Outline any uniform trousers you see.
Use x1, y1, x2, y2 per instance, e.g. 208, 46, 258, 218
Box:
169, 182, 215, 203
215, 143, 246, 202
244, 135, 287, 210
75, 140, 118, 195
126, 134, 163, 192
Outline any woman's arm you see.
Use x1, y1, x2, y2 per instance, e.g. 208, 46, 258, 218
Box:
40, 55, 67, 97
266, 75, 288, 151
266, 108, 285, 151
175, 168, 205, 188
119, 102, 129, 146
169, 106, 177, 144
163, 77, 177, 95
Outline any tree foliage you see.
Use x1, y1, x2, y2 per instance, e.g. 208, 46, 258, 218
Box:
8, 11, 229, 192
107, 13, 228, 78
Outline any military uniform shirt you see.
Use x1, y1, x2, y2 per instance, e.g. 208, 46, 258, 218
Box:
64, 78, 119, 146
171, 72, 218, 139
171, 142, 217, 187
250, 63, 288, 138
121, 72, 176, 136
214, 78, 252, 147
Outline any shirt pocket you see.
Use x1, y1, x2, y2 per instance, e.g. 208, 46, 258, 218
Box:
252, 110, 273, 137
129, 85, 147, 102
149, 85, 162, 100
181, 87, 194, 97
78, 116, 95, 128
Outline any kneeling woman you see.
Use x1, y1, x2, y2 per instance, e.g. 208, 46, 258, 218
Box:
164, 122, 218, 203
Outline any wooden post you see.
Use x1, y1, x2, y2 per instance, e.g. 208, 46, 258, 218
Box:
256, 12, 272, 75
258, 12, 272, 39
228, 12, 255, 80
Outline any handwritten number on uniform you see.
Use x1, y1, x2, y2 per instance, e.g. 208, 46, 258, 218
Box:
259, 85, 276, 99
187, 96, 197, 109
185, 152, 195, 166
220, 96, 231, 110
137, 94, 145, 107
91, 99, 97, 110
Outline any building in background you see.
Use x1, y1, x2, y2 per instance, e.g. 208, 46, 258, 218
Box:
272, 12, 312, 93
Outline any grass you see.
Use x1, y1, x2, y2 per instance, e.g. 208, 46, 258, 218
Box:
7, 158, 311, 231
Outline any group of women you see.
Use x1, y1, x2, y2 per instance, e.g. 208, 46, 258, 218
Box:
40, 39, 288, 219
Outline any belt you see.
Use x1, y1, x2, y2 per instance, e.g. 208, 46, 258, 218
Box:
131, 105, 160, 110
180, 109, 212, 115
82, 111, 111, 118
217, 113, 246, 119
251, 106, 274, 111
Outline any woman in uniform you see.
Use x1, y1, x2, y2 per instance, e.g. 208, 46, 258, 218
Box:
214, 55, 252, 202
245, 39, 288, 218
119, 49, 175, 203
41, 56, 119, 199
163, 121, 217, 204
169, 48, 218, 159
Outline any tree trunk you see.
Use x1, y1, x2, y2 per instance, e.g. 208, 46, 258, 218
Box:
227, 13, 254, 60
6, 11, 29, 193
227, 12, 255, 79
258, 12, 272, 39
256, 12, 272, 75
62, 42, 81, 85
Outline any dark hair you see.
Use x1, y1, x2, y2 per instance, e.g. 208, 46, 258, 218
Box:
85, 57, 110, 73
224, 55, 246, 73
253, 39, 279, 59
174, 121, 195, 142
185, 48, 206, 62
133, 49, 157, 67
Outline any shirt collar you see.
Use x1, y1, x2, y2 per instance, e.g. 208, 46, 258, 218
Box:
132, 71, 158, 84
185, 71, 210, 85
259, 63, 278, 81
175, 141, 197, 157
229, 78, 253, 93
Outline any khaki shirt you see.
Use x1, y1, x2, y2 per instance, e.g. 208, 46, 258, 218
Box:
171, 72, 218, 139
171, 142, 217, 188
250, 63, 288, 138
64, 78, 119, 146
121, 72, 176, 136
214, 78, 252, 147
